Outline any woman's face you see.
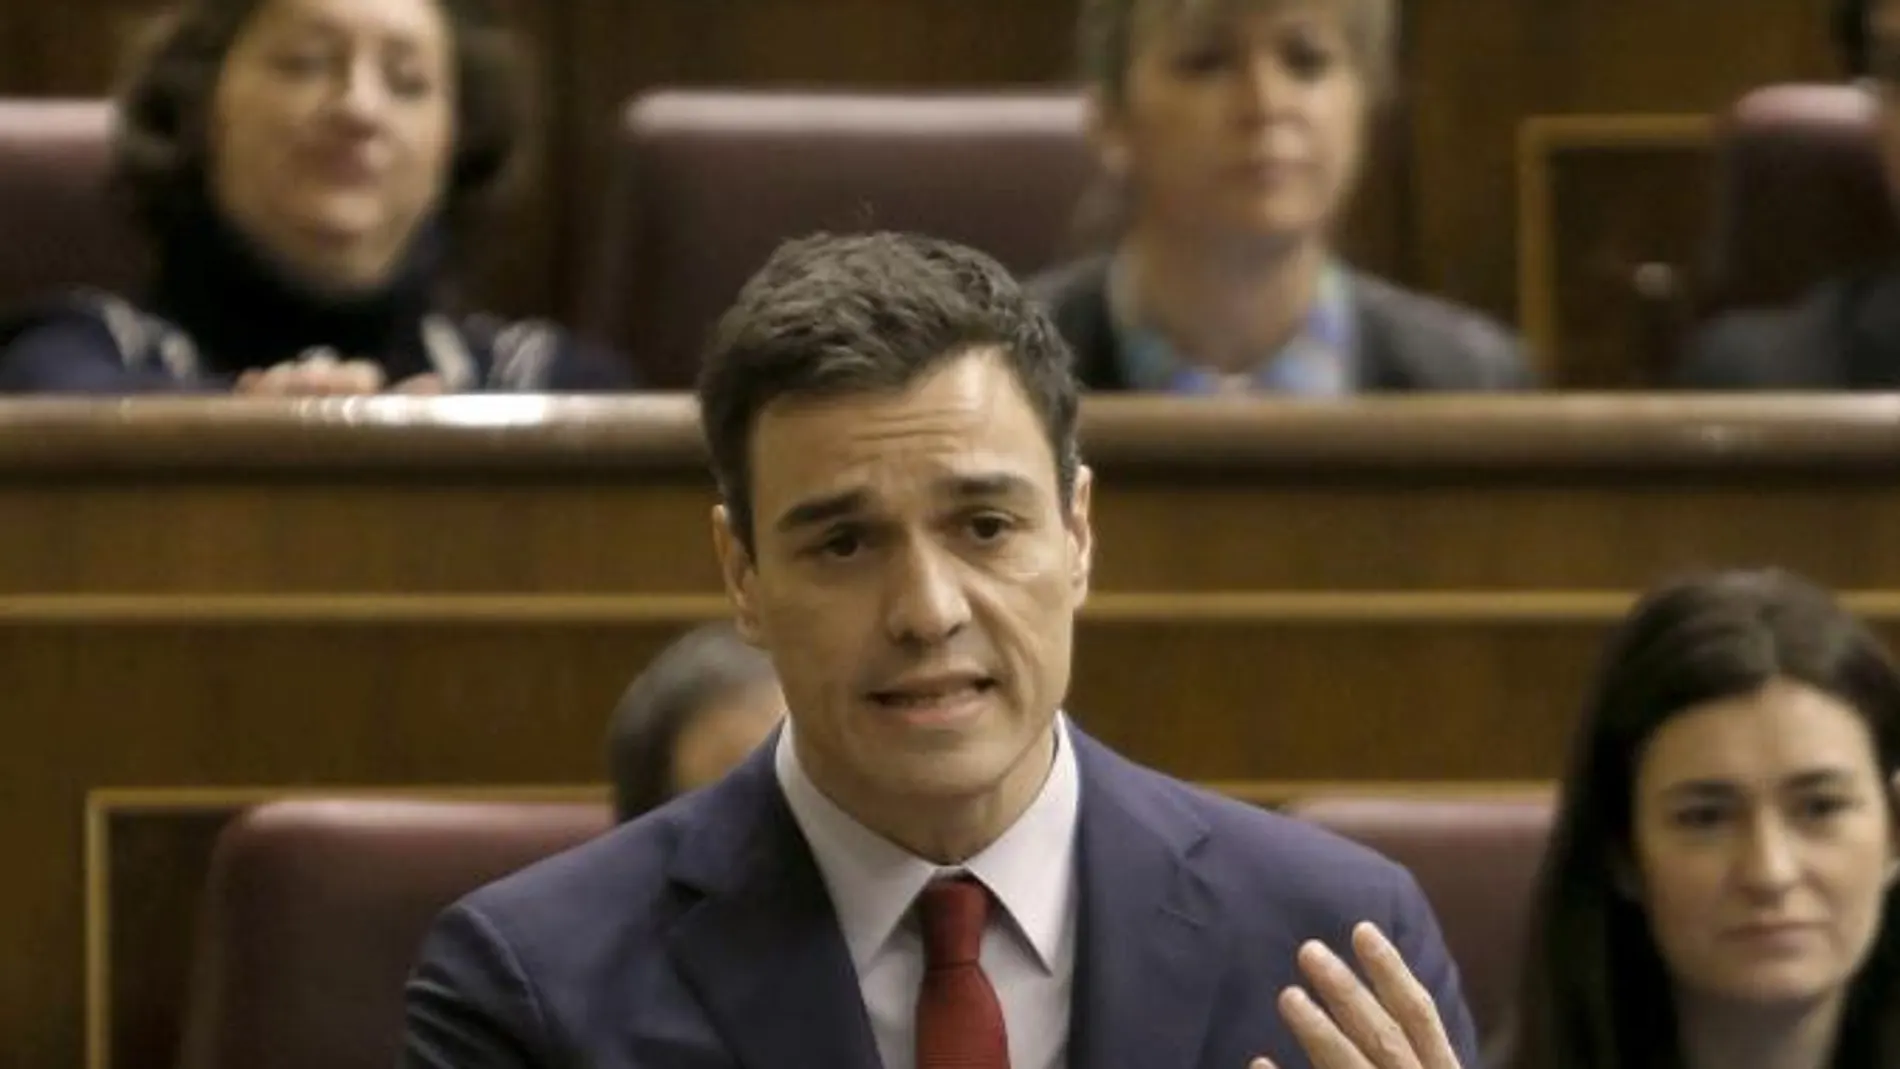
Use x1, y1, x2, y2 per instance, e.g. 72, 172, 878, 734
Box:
208, 0, 456, 290
1095, 0, 1370, 250
1631, 678, 1897, 1011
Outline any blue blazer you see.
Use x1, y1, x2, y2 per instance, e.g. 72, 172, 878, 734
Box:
404, 729, 1478, 1069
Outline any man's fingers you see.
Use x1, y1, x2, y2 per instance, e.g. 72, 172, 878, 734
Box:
1297, 940, 1422, 1069
1278, 984, 1373, 1069
1260, 928, 1461, 1069
1351, 924, 1457, 1069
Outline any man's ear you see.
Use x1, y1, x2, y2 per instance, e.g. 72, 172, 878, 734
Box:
712, 504, 763, 644
1067, 465, 1094, 603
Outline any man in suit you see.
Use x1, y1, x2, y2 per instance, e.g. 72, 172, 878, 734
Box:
403, 231, 1476, 1069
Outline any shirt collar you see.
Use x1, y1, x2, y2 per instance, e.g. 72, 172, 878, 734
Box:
1105, 250, 1358, 395
774, 715, 1080, 975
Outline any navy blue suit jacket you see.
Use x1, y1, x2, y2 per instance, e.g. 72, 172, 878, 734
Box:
403, 729, 1478, 1068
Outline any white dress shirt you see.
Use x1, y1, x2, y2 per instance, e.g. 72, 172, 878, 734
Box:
775, 716, 1081, 1069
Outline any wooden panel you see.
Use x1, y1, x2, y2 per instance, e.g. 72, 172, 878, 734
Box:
1407, 0, 1836, 330
98, 808, 230, 1069
0, 2, 26, 96
10, 396, 1900, 595
8, 394, 1900, 1067
10, 1, 163, 97
456, 0, 566, 318
1519, 116, 1715, 385
38, 601, 1900, 1068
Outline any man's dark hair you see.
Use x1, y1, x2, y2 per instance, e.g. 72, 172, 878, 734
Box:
606, 622, 779, 823
695, 231, 1081, 555
1839, 0, 1872, 76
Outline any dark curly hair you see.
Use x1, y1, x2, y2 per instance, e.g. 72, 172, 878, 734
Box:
111, 0, 533, 245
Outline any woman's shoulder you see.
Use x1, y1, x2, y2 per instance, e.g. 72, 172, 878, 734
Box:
1346, 270, 1535, 390
6, 289, 176, 355
0, 290, 208, 392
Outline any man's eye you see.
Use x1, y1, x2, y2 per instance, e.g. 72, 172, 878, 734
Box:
969, 514, 1014, 542
818, 531, 862, 559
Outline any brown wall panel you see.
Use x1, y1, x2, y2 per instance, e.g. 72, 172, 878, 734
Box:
15, 397, 1900, 596
30, 607, 1584, 1069
1519, 117, 1714, 385
21, 471, 1900, 595
53, 602, 1900, 1069
102, 809, 234, 1069
1406, 0, 1837, 332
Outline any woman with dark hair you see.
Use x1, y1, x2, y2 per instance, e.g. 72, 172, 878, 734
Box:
606, 622, 783, 823
1503, 569, 1900, 1069
0, 0, 629, 394
1030, 0, 1533, 394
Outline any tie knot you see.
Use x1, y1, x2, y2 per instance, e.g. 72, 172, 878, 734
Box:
918, 876, 989, 968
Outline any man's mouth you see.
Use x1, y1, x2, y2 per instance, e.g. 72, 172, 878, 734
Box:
868, 675, 998, 709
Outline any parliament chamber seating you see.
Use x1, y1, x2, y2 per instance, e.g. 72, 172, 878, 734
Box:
173, 799, 611, 1069
1285, 793, 1554, 1044
581, 89, 1103, 386
32, 394, 1900, 1069
145, 789, 1559, 1068
1699, 82, 1900, 315
0, 99, 142, 314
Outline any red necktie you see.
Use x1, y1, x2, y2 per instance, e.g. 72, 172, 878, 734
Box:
915, 876, 1011, 1069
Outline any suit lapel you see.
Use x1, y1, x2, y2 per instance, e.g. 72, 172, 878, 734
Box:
1067, 731, 1223, 1069
666, 743, 883, 1069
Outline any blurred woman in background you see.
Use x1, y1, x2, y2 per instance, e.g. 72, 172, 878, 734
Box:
606, 622, 783, 823
1032, 0, 1532, 394
0, 0, 629, 393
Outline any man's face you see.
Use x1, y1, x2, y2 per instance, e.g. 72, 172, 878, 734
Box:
713, 350, 1092, 825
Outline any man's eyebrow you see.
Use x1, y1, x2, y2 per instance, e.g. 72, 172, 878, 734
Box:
942, 473, 1039, 501
773, 489, 868, 533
